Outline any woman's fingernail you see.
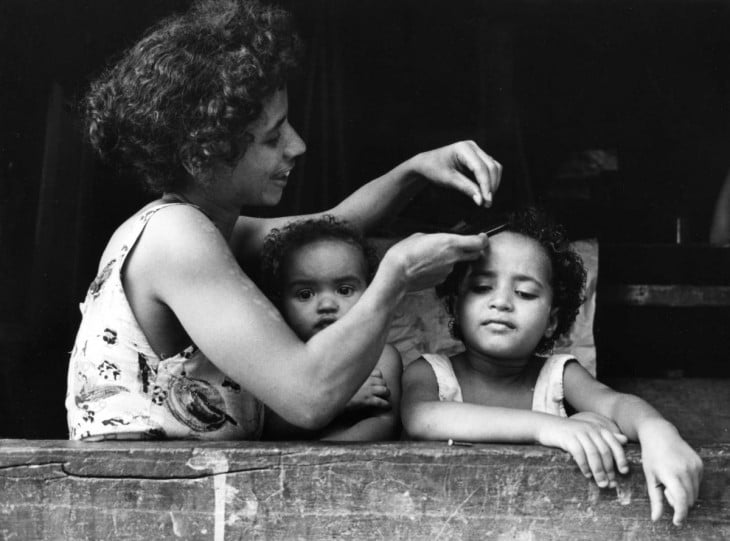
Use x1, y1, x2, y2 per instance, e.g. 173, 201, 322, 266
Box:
472, 193, 482, 206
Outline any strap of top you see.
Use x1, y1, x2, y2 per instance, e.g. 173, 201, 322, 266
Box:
421, 353, 464, 402
531, 353, 576, 417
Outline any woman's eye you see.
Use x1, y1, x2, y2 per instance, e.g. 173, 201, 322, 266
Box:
265, 134, 281, 147
296, 289, 314, 301
337, 285, 355, 296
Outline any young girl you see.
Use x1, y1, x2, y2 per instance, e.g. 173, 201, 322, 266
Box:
259, 216, 401, 441
401, 208, 703, 526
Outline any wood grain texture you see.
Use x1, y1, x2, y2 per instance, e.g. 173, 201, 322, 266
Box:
1, 440, 728, 540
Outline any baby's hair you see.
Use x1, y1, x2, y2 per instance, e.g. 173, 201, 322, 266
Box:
82, 0, 302, 193
437, 207, 587, 354
260, 215, 379, 303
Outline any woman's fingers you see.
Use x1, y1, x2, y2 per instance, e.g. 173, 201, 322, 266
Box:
452, 142, 502, 207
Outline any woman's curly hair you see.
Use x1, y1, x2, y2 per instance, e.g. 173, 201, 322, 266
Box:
437, 207, 587, 355
83, 0, 302, 193
260, 215, 379, 304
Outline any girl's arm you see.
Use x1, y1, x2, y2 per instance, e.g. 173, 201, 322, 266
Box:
231, 141, 502, 260
320, 345, 402, 441
140, 208, 486, 431
402, 358, 628, 486
563, 361, 704, 525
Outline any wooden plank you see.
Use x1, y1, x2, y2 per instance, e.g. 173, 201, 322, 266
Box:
1, 440, 728, 540
601, 285, 730, 307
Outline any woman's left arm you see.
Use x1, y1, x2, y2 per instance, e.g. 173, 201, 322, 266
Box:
564, 361, 703, 526
232, 141, 501, 258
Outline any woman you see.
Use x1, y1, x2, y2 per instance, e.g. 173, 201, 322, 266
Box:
66, 0, 502, 440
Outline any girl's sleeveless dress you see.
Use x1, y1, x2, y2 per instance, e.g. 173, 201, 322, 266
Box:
420, 353, 576, 416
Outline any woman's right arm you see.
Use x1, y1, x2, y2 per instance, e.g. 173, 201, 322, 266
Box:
145, 207, 487, 430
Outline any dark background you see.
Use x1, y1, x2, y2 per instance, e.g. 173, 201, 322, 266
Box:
1, 0, 729, 438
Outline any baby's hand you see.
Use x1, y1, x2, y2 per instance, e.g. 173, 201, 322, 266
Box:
344, 369, 391, 411
539, 417, 629, 488
638, 420, 703, 526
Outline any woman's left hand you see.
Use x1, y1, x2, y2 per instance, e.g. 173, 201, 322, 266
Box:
409, 140, 502, 207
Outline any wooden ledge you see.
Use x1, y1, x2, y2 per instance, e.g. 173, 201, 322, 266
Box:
1, 440, 728, 540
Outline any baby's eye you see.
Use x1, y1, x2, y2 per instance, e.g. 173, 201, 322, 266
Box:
515, 290, 538, 300
337, 285, 355, 296
295, 289, 314, 301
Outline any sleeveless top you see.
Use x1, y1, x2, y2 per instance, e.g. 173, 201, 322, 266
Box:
65, 203, 264, 440
420, 353, 576, 416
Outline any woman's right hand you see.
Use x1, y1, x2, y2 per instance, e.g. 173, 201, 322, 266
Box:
381, 232, 488, 292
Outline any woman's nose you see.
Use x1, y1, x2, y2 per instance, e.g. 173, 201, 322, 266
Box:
284, 124, 306, 160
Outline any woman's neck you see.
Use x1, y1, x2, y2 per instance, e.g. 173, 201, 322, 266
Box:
163, 188, 240, 240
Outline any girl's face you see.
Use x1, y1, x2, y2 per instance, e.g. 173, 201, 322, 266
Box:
456, 231, 558, 362
220, 87, 306, 207
280, 239, 368, 341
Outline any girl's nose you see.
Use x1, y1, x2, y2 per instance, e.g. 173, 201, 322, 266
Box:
488, 287, 513, 311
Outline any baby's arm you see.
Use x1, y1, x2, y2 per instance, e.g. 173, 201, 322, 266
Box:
321, 345, 402, 441
563, 361, 703, 525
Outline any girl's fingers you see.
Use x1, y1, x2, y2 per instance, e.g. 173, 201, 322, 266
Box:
663, 479, 689, 526
588, 431, 618, 486
576, 433, 609, 487
646, 472, 665, 522
566, 441, 591, 478
602, 429, 630, 475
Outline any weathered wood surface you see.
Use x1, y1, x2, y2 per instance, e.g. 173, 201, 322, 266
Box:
1, 440, 728, 540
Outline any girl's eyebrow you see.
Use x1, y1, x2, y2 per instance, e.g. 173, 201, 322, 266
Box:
469, 270, 545, 288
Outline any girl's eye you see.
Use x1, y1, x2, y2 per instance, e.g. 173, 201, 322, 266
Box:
337, 285, 355, 296
515, 290, 538, 300
296, 289, 314, 301
470, 284, 492, 293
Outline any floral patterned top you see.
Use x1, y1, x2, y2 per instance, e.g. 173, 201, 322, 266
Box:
65, 203, 264, 441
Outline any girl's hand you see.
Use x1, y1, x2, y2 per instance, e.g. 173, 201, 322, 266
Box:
638, 420, 703, 525
569, 411, 627, 438
409, 141, 502, 207
382, 232, 488, 293
344, 369, 391, 411
539, 417, 629, 489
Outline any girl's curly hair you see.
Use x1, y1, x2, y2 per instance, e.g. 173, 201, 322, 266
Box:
83, 0, 302, 193
260, 215, 379, 303
437, 207, 587, 355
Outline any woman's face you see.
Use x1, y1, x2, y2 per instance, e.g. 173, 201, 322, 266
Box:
456, 232, 558, 362
224, 88, 306, 206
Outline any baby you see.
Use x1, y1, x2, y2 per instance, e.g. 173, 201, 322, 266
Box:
401, 207, 702, 525
260, 215, 401, 441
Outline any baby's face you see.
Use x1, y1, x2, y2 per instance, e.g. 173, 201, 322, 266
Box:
456, 231, 557, 361
280, 239, 368, 341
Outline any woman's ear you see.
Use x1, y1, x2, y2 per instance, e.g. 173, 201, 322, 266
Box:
544, 307, 559, 338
